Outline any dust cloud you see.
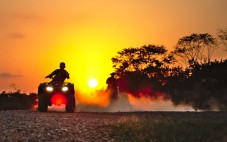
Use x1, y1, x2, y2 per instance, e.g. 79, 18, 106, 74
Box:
75, 91, 194, 112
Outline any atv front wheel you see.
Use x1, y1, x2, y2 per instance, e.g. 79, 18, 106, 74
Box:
38, 93, 48, 112
66, 95, 75, 113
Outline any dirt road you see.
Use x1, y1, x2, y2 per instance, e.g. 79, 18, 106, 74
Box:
0, 110, 226, 142
0, 110, 118, 142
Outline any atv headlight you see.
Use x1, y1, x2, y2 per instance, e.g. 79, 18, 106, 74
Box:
62, 86, 68, 92
46, 86, 53, 92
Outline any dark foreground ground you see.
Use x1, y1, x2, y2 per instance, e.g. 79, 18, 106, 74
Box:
0, 110, 226, 142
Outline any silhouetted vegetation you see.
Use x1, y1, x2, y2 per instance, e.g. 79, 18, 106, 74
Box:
172, 33, 218, 65
218, 28, 227, 50
168, 60, 227, 111
111, 45, 174, 93
109, 32, 227, 111
0, 90, 37, 110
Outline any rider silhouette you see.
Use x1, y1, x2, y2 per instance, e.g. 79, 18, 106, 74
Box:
45, 62, 69, 83
106, 73, 118, 99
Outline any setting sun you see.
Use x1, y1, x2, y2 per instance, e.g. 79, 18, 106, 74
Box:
88, 78, 98, 88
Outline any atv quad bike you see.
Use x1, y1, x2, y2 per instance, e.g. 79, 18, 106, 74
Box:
38, 82, 75, 112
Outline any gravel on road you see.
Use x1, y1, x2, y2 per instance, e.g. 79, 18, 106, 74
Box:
1, 110, 226, 142
0, 110, 119, 142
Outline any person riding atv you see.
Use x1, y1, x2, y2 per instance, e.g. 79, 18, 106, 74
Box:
45, 62, 70, 83
38, 62, 75, 112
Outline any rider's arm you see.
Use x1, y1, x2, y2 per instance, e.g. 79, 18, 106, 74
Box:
66, 71, 70, 79
45, 69, 58, 78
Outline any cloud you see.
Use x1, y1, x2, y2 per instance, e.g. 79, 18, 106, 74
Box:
0, 72, 23, 78
8, 33, 25, 39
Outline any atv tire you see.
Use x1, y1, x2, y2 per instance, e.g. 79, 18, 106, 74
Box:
66, 95, 75, 113
38, 93, 48, 112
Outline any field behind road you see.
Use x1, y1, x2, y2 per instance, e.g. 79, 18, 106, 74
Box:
0, 110, 226, 142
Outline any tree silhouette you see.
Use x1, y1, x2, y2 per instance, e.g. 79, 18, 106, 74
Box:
112, 45, 173, 77
172, 33, 218, 66
217, 28, 227, 51
111, 44, 176, 94
112, 47, 139, 74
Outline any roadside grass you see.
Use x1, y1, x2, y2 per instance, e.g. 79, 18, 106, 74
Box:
107, 112, 227, 142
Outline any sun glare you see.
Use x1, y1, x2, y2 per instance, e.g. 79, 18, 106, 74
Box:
88, 78, 98, 88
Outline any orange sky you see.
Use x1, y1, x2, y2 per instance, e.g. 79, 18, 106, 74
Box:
0, 0, 227, 92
